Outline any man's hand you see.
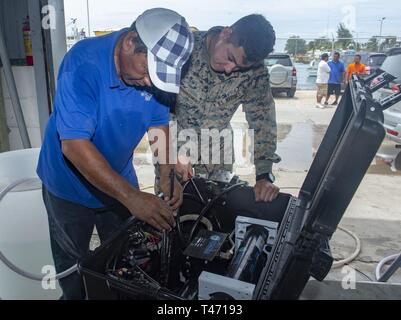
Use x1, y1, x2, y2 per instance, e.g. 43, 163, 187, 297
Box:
254, 179, 280, 202
175, 155, 194, 182
160, 175, 183, 211
61, 139, 175, 231
126, 191, 175, 231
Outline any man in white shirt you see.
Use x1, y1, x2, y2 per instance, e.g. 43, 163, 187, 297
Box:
316, 53, 331, 109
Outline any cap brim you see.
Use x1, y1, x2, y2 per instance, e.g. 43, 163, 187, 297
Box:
147, 50, 181, 94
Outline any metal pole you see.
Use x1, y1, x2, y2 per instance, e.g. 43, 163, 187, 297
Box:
379, 17, 386, 52
86, 0, 91, 37
0, 21, 31, 149
0, 71, 10, 152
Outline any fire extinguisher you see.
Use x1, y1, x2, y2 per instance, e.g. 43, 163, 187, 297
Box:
22, 16, 33, 66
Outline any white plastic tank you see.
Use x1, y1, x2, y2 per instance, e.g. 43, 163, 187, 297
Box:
0, 148, 62, 299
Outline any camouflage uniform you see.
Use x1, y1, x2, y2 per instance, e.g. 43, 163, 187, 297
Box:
172, 27, 281, 177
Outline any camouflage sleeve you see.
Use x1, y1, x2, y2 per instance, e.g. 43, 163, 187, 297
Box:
242, 66, 281, 176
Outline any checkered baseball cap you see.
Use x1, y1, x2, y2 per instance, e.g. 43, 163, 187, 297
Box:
136, 8, 194, 94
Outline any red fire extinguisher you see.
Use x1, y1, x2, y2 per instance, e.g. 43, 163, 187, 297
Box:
22, 16, 33, 66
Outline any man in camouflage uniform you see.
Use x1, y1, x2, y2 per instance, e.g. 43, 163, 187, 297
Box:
172, 14, 285, 209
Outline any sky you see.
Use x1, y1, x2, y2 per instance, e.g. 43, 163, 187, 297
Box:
63, 0, 401, 51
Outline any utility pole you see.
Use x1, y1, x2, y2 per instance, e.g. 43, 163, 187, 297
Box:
352, 31, 359, 51
379, 17, 386, 52
86, 0, 91, 37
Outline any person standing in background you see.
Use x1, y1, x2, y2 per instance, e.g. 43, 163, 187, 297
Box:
325, 52, 346, 106
346, 54, 366, 81
316, 53, 331, 109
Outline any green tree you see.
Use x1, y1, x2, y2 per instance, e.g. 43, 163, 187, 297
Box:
380, 36, 397, 52
336, 23, 353, 49
285, 36, 307, 55
366, 37, 379, 52
307, 40, 316, 52
314, 37, 332, 51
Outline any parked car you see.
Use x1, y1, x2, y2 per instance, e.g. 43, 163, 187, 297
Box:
264, 53, 297, 98
377, 51, 401, 144
385, 47, 401, 56
364, 53, 387, 75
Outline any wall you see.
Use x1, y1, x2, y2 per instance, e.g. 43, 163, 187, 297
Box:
1, 66, 42, 150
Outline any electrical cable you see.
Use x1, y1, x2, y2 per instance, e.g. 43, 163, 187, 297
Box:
189, 179, 206, 204
187, 182, 247, 245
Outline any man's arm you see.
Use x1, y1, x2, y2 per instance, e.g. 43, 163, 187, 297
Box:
361, 64, 367, 74
148, 125, 183, 211
325, 63, 331, 73
54, 63, 174, 231
62, 139, 175, 231
243, 66, 281, 202
345, 65, 351, 83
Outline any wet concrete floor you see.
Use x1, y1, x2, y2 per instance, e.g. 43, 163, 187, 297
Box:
276, 121, 401, 175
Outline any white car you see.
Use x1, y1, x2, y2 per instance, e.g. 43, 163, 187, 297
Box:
378, 52, 401, 144
377, 51, 401, 170
265, 53, 297, 98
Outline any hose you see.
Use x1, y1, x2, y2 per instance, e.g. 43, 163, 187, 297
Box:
187, 182, 247, 245
179, 214, 213, 231
0, 178, 78, 282
331, 226, 362, 269
375, 254, 401, 281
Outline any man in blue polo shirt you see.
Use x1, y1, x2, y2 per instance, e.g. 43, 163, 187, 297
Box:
325, 51, 346, 106
36, 8, 194, 299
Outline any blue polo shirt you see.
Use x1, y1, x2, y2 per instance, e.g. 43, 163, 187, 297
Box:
37, 29, 170, 208
328, 60, 345, 84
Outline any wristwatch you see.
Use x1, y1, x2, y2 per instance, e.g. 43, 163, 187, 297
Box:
256, 172, 276, 184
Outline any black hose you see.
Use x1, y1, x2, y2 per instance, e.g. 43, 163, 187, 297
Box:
187, 182, 246, 245
176, 194, 204, 246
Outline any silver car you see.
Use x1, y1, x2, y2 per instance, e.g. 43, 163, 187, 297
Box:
376, 52, 401, 170
265, 53, 297, 98
378, 52, 401, 144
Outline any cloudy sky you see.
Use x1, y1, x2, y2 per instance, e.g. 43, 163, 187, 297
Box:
64, 0, 401, 50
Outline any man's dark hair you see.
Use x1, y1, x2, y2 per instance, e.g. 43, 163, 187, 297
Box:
355, 54, 362, 59
128, 22, 148, 54
334, 51, 340, 57
321, 53, 329, 60
229, 14, 276, 63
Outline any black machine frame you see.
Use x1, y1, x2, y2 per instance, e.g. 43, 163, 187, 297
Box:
255, 71, 401, 299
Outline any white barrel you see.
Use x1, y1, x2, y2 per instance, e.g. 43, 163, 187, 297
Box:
0, 148, 62, 300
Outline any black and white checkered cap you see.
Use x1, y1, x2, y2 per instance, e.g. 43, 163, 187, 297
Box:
136, 8, 194, 93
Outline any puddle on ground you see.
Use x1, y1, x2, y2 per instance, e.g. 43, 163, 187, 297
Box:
276, 122, 401, 176
276, 121, 326, 171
